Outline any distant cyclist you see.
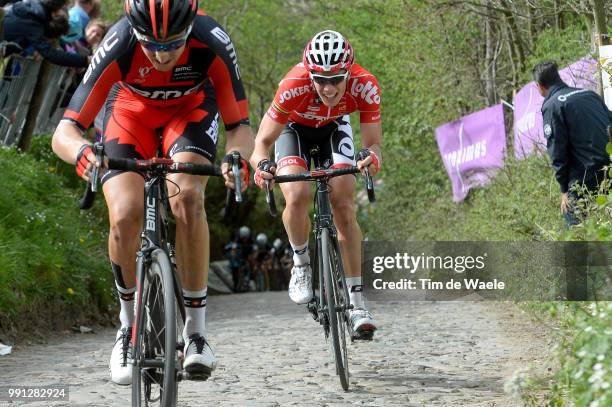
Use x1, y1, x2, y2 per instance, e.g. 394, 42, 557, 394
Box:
250, 30, 381, 339
52, 0, 253, 384
252, 232, 271, 291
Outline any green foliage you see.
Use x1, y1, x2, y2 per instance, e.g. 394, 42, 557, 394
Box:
0, 140, 114, 323
550, 302, 612, 407
522, 25, 592, 85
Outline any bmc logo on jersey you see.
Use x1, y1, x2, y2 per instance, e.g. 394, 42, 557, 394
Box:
83, 31, 119, 84
129, 84, 200, 100
350, 80, 380, 105
210, 27, 240, 80
279, 85, 312, 104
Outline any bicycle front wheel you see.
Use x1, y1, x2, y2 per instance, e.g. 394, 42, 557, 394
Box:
132, 249, 178, 407
321, 228, 350, 391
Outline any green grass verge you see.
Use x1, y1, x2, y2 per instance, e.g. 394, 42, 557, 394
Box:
0, 137, 114, 328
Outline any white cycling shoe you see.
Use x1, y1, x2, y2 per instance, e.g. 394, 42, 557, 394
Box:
109, 327, 133, 385
288, 264, 313, 304
348, 307, 377, 340
183, 334, 217, 379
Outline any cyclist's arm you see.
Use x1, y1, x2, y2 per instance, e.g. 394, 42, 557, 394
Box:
29, 26, 89, 68
225, 125, 254, 161
358, 122, 382, 174
250, 114, 286, 169
360, 122, 382, 162
194, 16, 250, 133
354, 70, 382, 165
52, 120, 93, 165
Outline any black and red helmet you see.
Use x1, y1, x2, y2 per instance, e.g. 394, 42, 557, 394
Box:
125, 0, 197, 40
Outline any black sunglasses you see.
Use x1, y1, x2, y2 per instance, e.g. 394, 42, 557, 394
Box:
309, 71, 350, 86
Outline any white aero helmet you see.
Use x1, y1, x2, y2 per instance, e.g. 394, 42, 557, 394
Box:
256, 233, 268, 246
303, 30, 354, 73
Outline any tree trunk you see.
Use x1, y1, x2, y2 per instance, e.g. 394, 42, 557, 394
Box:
591, 0, 609, 96
525, 0, 535, 47
484, 0, 497, 105
591, 0, 609, 45
499, 0, 526, 72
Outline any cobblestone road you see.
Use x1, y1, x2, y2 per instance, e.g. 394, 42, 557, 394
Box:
0, 292, 549, 406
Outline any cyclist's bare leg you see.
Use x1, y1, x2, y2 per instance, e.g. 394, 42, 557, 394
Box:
279, 164, 314, 303
278, 165, 311, 248
103, 172, 144, 382
166, 152, 211, 291
329, 174, 375, 335
103, 172, 145, 291
329, 174, 361, 278
166, 151, 212, 348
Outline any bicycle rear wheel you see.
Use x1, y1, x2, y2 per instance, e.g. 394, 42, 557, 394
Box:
321, 228, 350, 391
132, 249, 178, 407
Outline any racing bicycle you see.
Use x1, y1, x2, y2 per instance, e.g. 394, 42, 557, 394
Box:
264, 147, 375, 391
78, 144, 241, 406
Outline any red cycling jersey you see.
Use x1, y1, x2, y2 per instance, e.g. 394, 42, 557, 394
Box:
266, 63, 381, 128
63, 12, 249, 132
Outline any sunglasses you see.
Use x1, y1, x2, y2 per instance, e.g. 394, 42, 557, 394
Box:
134, 25, 192, 52
309, 71, 350, 86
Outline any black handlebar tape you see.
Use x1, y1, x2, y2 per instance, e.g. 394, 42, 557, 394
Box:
176, 162, 222, 176
107, 157, 138, 171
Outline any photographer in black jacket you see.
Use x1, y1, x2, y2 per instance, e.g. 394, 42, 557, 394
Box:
533, 61, 612, 226
3, 0, 88, 68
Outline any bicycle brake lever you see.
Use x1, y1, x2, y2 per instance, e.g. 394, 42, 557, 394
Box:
90, 143, 104, 192
231, 151, 242, 203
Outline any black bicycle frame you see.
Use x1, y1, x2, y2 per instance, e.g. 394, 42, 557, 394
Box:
136, 175, 186, 335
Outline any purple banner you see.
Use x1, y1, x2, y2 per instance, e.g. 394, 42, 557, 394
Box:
436, 104, 506, 202
513, 58, 598, 158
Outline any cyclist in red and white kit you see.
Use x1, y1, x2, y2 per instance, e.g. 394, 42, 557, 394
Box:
250, 30, 381, 339
52, 0, 253, 384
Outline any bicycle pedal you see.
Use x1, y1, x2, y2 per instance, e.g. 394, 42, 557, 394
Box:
179, 370, 211, 382
351, 330, 375, 341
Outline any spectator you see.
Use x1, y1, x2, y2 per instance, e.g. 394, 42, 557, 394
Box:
84, 19, 106, 49
71, 0, 96, 32
62, 0, 101, 49
533, 61, 612, 226
3, 0, 89, 68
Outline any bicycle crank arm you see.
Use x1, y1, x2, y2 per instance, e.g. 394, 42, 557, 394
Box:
306, 297, 319, 321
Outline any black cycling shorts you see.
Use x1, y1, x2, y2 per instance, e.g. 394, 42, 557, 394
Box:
274, 115, 356, 171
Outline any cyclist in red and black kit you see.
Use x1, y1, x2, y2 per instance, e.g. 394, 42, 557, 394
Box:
250, 30, 381, 339
52, 0, 253, 385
